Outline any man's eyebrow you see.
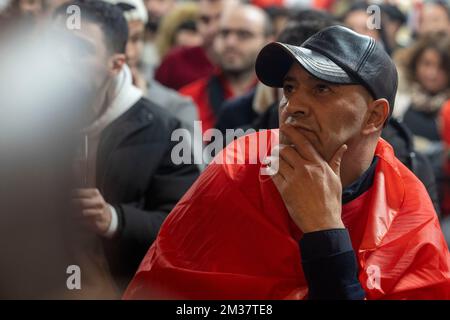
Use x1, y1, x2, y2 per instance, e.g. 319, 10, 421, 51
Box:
282, 75, 296, 83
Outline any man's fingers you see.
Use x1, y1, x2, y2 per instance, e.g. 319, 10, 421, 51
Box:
278, 145, 303, 169
280, 124, 321, 162
71, 198, 102, 209
329, 144, 348, 176
71, 188, 99, 198
81, 209, 101, 218
271, 172, 285, 191
277, 156, 295, 178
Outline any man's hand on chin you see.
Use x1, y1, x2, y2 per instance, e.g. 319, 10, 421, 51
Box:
271, 124, 347, 233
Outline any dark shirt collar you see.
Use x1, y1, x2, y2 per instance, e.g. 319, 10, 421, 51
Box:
342, 157, 378, 205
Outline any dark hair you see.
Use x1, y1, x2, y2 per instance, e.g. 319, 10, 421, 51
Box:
261, 8, 275, 37
54, 0, 128, 54
264, 5, 289, 21
380, 3, 406, 25
401, 31, 450, 87
340, 1, 370, 22
263, 4, 290, 35
278, 9, 339, 45
176, 20, 197, 33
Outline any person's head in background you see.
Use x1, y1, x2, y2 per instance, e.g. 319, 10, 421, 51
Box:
175, 18, 202, 48
53, 0, 128, 112
417, 0, 450, 37
143, 0, 175, 36
341, 2, 381, 41
261, 5, 290, 38
379, 3, 406, 53
42, 0, 69, 15
197, 0, 240, 57
213, 3, 273, 83
14, 0, 45, 27
102, 0, 148, 70
19, 0, 43, 17
156, 1, 202, 59
401, 32, 450, 95
340, 1, 396, 55
286, 9, 339, 44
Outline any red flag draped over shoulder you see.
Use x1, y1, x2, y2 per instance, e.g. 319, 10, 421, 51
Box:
123, 130, 450, 300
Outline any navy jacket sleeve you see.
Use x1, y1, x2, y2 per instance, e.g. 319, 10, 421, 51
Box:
300, 228, 366, 300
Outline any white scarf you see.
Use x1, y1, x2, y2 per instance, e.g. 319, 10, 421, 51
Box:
81, 64, 142, 186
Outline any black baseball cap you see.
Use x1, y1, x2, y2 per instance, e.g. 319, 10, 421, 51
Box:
255, 25, 398, 114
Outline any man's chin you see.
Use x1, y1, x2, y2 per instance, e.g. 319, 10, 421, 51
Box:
222, 65, 253, 77
222, 65, 242, 74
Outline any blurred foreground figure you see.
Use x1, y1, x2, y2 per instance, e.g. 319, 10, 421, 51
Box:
0, 16, 100, 298
52, 0, 199, 295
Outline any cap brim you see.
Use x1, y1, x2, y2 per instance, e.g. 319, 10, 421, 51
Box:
255, 42, 358, 88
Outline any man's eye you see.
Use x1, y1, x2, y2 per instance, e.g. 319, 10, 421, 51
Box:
283, 84, 294, 94
315, 84, 331, 94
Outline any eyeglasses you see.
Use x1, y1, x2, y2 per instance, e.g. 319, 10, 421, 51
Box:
218, 28, 262, 41
198, 13, 221, 25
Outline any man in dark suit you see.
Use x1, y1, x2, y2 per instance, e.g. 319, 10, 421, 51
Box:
54, 0, 199, 295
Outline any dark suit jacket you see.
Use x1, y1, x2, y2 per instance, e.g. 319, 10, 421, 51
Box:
97, 97, 199, 290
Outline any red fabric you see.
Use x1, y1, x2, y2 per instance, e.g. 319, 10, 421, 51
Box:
313, 0, 335, 10
179, 72, 234, 133
250, 0, 334, 9
155, 46, 215, 90
251, 0, 284, 8
124, 131, 450, 299
440, 100, 450, 216
441, 100, 450, 145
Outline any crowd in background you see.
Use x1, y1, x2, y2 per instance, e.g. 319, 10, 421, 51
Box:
1, 0, 450, 298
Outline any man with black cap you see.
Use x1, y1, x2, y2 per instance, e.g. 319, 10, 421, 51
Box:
124, 26, 450, 300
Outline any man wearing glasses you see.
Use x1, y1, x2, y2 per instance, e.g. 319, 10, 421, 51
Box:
178, 3, 274, 133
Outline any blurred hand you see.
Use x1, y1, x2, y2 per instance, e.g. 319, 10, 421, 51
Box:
272, 124, 347, 233
72, 188, 112, 236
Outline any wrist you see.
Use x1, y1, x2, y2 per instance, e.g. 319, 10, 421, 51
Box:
103, 204, 118, 238
298, 217, 344, 233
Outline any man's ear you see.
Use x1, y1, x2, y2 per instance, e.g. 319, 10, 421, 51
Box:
362, 98, 390, 135
108, 53, 126, 76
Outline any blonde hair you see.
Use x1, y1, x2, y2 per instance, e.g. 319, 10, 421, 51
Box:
155, 1, 199, 58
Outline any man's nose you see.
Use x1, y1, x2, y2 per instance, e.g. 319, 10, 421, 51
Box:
223, 32, 240, 46
283, 99, 310, 119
